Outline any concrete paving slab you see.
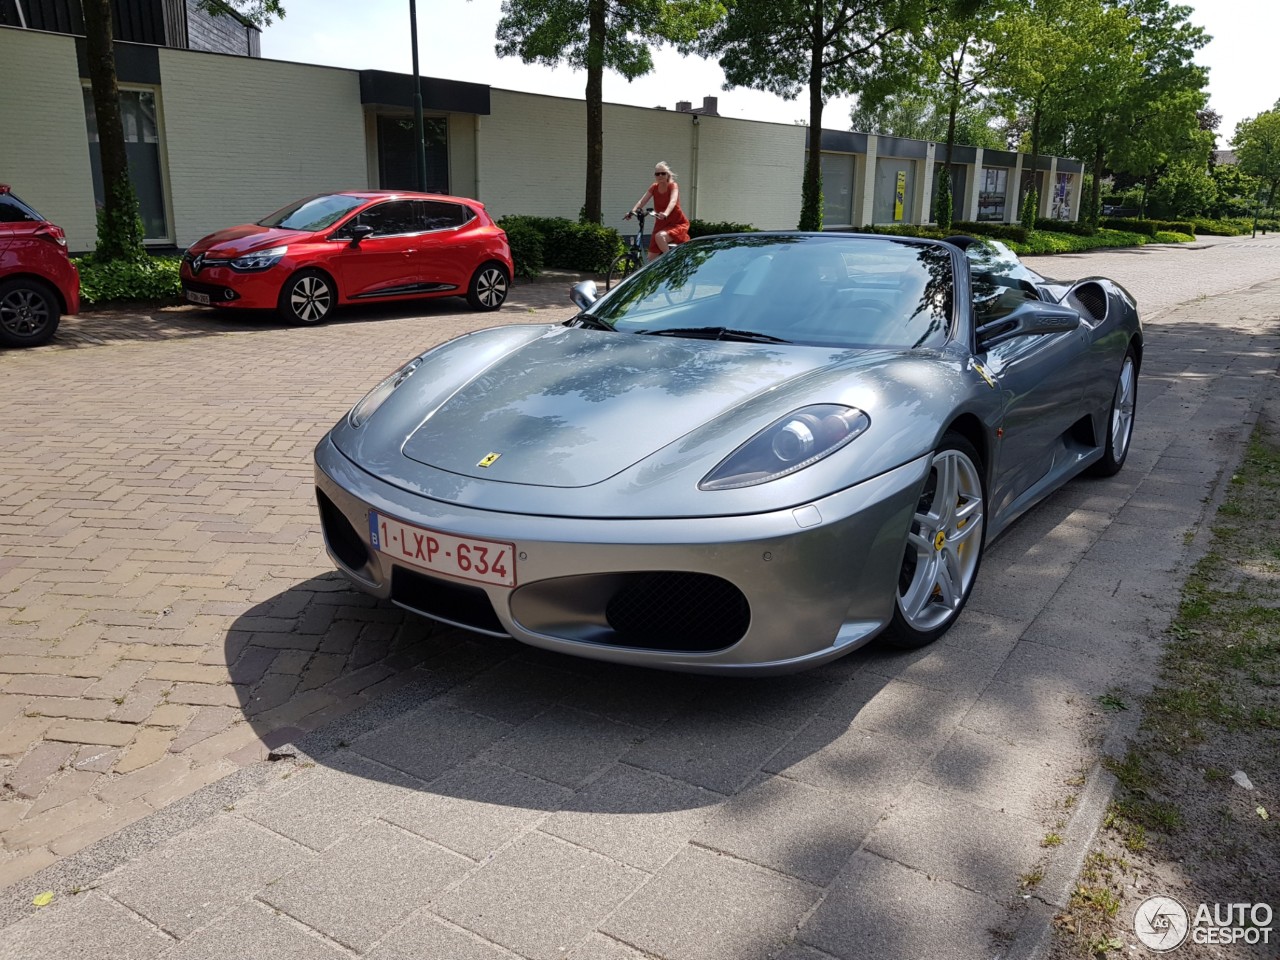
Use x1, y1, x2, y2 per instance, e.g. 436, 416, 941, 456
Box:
433, 832, 645, 960
351, 702, 513, 782
260, 819, 471, 953
693, 774, 880, 884
797, 851, 1012, 960
104, 817, 312, 938
159, 900, 348, 960
479, 705, 641, 788
367, 910, 518, 960
540, 764, 720, 873
0, 891, 172, 960
382, 759, 572, 860
242, 749, 422, 851
622, 708, 791, 795
863, 784, 1045, 899
763, 718, 934, 800
600, 845, 820, 960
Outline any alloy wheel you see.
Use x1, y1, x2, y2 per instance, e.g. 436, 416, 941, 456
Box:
289, 275, 332, 323
1111, 355, 1136, 463
1, 287, 50, 339
475, 267, 508, 308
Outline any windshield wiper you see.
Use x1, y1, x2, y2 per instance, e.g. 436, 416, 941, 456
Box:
568, 314, 615, 331
639, 326, 792, 344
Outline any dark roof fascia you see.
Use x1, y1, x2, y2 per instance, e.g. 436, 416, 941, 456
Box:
359, 70, 489, 115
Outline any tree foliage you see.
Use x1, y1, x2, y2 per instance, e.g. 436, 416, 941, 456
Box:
1234, 103, 1280, 212
496, 0, 721, 224
696, 0, 947, 229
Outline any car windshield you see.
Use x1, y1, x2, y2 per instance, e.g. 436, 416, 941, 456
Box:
585, 235, 955, 351
257, 194, 365, 232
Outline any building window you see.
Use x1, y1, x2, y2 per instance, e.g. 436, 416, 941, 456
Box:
1051, 172, 1075, 220
82, 87, 171, 242
376, 115, 449, 192
977, 167, 1007, 222
873, 159, 914, 224
819, 153, 855, 226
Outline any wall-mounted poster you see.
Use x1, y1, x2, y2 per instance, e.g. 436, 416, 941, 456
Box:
1051, 172, 1074, 220
894, 170, 907, 221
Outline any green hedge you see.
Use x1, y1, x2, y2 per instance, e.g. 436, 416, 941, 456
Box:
1034, 218, 1097, 237
1101, 217, 1196, 237
1189, 218, 1247, 235
499, 220, 545, 279
497, 216, 622, 274
688, 219, 757, 238
74, 255, 182, 305
854, 224, 948, 239
951, 221, 1029, 244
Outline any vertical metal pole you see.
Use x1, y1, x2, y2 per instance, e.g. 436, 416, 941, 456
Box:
409, 0, 428, 192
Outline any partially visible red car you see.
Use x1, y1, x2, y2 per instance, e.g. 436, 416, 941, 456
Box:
180, 191, 514, 324
0, 185, 80, 348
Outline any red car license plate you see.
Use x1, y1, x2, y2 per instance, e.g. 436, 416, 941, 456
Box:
369, 512, 516, 587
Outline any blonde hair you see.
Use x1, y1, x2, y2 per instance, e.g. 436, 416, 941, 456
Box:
654, 161, 677, 180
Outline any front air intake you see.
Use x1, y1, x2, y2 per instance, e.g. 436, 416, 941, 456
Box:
605, 572, 750, 651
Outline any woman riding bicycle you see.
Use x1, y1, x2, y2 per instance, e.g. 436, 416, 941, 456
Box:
626, 161, 690, 261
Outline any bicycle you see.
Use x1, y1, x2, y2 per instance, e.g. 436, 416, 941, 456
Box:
606, 208, 653, 291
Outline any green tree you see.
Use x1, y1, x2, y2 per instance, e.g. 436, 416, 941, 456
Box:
497, 0, 720, 225
1234, 103, 1280, 213
84, 0, 284, 260
696, 0, 946, 230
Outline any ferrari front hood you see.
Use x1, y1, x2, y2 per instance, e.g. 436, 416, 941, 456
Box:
400, 327, 833, 487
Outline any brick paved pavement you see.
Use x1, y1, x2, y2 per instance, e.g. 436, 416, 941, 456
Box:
1, 238, 1279, 959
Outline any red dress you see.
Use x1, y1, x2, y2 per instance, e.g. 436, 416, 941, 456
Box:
649, 183, 690, 254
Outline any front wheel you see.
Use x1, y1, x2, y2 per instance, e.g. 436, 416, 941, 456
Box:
0, 278, 61, 348
606, 251, 641, 291
277, 269, 336, 324
466, 262, 510, 311
1088, 347, 1137, 477
882, 433, 986, 649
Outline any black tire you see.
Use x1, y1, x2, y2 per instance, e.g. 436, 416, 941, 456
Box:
606, 252, 641, 291
1088, 347, 1137, 477
277, 269, 336, 324
881, 432, 987, 649
466, 261, 510, 311
0, 278, 61, 348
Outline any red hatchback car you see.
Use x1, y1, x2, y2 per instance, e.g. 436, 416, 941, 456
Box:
0, 185, 81, 348
180, 191, 513, 324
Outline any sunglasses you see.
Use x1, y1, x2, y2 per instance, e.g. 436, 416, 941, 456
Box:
654, 171, 668, 176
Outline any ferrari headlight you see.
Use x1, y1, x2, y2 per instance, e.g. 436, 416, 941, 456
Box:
230, 246, 287, 271
700, 404, 870, 490
348, 357, 423, 428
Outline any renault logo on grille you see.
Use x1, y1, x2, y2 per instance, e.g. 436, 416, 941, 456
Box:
191, 253, 205, 273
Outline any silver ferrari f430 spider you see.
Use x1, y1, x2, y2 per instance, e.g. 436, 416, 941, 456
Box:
314, 233, 1141, 674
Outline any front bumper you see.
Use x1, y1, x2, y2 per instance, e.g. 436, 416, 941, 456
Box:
314, 434, 929, 675
180, 263, 281, 308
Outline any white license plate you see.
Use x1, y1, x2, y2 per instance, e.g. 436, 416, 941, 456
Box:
186, 290, 211, 305
369, 511, 516, 587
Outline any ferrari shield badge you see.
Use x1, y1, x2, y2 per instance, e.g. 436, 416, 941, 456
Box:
970, 359, 996, 388
477, 452, 502, 468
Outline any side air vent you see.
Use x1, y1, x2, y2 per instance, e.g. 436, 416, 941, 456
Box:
1068, 282, 1108, 324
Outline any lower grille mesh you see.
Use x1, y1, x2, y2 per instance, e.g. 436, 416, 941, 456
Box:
605, 572, 750, 651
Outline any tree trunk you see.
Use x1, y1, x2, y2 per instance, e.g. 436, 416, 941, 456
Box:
1027, 100, 1042, 214
799, 3, 825, 231
583, 0, 606, 224
82, 0, 138, 259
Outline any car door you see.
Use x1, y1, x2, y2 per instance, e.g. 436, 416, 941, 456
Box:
405, 200, 480, 294
331, 199, 421, 299
974, 275, 1091, 516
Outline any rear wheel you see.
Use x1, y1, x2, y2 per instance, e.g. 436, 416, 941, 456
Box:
277, 269, 336, 324
882, 433, 986, 649
1088, 347, 1137, 477
466, 262, 510, 311
0, 278, 61, 348
606, 251, 641, 291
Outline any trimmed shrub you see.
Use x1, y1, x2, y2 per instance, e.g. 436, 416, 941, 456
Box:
74, 255, 182, 305
852, 224, 948, 239
934, 171, 953, 231
500, 219, 544, 279
1154, 231, 1195, 244
1102, 217, 1158, 237
688, 219, 757, 238
1189, 218, 1245, 236
951, 221, 1029, 244
1034, 218, 1097, 237
497, 215, 623, 273
1019, 189, 1039, 232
